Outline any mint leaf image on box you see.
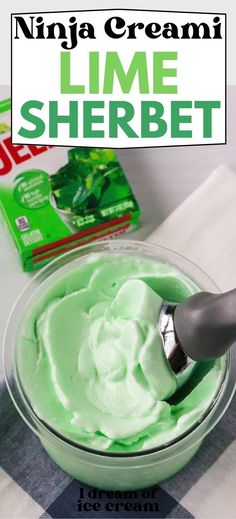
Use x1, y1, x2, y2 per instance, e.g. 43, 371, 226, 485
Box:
0, 87, 140, 271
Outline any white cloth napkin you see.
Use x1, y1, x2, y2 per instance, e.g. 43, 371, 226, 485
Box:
147, 165, 236, 292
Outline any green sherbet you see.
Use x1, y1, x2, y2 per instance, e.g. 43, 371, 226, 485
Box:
17, 254, 225, 453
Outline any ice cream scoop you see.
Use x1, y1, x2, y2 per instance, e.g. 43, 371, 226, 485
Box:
160, 289, 236, 389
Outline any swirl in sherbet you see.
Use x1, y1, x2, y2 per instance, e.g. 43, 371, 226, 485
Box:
18, 254, 225, 452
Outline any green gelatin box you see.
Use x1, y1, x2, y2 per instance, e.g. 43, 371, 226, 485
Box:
0, 87, 140, 271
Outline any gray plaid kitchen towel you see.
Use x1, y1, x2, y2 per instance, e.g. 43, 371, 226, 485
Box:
1, 165, 236, 518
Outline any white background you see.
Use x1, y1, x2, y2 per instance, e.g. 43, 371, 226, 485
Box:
11, 10, 226, 147
0, 0, 235, 85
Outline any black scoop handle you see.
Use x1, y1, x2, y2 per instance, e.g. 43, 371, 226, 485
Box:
174, 289, 236, 361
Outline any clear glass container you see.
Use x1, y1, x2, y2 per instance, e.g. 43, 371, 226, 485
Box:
4, 240, 236, 490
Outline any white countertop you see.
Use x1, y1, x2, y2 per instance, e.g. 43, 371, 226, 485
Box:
1, 86, 236, 374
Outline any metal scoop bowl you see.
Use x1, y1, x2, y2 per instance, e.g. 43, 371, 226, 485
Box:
160, 289, 236, 390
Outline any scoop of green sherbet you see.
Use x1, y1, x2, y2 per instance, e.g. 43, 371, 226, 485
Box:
35, 278, 176, 440
110, 278, 163, 323
18, 254, 224, 453
110, 279, 177, 400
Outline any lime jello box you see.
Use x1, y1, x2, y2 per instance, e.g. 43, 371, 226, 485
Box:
0, 88, 140, 271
